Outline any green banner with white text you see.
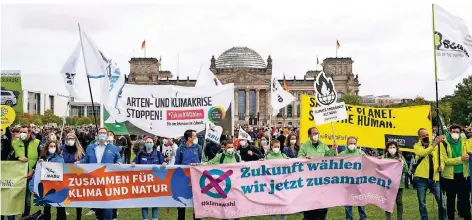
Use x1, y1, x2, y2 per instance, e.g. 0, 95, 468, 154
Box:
1, 161, 28, 215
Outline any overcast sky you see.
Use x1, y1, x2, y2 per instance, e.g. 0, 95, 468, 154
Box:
1, 0, 471, 102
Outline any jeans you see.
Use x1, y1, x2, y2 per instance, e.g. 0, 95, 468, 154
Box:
21, 179, 31, 217
76, 208, 83, 220
345, 206, 366, 220
1, 216, 15, 220
141, 208, 158, 220
43, 207, 66, 220
385, 188, 404, 220
270, 215, 287, 220
303, 208, 328, 220
415, 177, 446, 220
95, 209, 113, 220
177, 208, 200, 220
443, 174, 471, 220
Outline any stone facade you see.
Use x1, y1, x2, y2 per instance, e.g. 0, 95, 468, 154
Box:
127, 47, 361, 126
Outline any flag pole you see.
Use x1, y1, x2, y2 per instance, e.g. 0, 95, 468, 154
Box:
59, 95, 72, 143
78, 23, 99, 132
431, 3, 443, 203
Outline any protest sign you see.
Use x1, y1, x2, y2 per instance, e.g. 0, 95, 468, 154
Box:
205, 121, 223, 143
1, 161, 28, 215
33, 163, 193, 208
1, 70, 23, 116
299, 94, 432, 152
190, 156, 402, 218
105, 83, 234, 138
1, 105, 16, 134
312, 102, 348, 125
238, 127, 251, 140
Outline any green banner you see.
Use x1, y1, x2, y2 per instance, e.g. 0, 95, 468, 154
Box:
1, 70, 24, 116
1, 161, 27, 215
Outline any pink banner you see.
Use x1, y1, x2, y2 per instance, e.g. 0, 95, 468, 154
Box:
190, 156, 402, 219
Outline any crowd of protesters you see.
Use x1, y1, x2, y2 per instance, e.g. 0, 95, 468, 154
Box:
1, 123, 472, 220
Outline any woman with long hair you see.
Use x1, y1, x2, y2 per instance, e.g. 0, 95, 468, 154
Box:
29, 141, 65, 220
382, 141, 408, 220
61, 132, 85, 220
283, 133, 300, 158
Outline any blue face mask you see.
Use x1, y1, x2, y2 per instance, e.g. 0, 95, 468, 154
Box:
145, 143, 153, 150
98, 134, 106, 142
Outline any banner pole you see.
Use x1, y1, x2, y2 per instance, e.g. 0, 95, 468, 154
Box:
432, 3, 443, 205
78, 23, 99, 133
330, 122, 338, 156
59, 96, 72, 144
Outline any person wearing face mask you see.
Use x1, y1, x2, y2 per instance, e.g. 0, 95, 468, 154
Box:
413, 128, 446, 220
27, 141, 65, 220
201, 139, 240, 220
131, 137, 166, 220
76, 128, 122, 220
381, 141, 407, 220
440, 124, 472, 220
283, 133, 299, 158
298, 127, 336, 220
60, 132, 85, 220
263, 140, 288, 220
106, 131, 115, 145
259, 136, 270, 156
203, 138, 221, 161
175, 129, 202, 220
12, 126, 41, 218
338, 137, 366, 220
239, 138, 262, 161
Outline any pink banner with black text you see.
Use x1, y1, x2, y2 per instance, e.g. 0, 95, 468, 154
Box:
190, 156, 403, 219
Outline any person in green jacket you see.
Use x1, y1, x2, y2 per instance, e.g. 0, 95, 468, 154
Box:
298, 127, 337, 220
206, 139, 241, 165
339, 137, 366, 220
440, 124, 472, 220
264, 140, 288, 220
382, 141, 408, 220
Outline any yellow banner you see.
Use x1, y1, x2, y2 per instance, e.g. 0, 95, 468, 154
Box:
299, 95, 432, 152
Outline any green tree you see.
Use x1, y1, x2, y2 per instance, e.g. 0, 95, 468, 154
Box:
78, 117, 91, 125
31, 114, 43, 126
450, 75, 472, 126
42, 109, 63, 125
338, 93, 363, 105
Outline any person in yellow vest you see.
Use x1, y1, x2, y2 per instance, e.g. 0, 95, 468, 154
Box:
12, 125, 41, 218
440, 124, 472, 220
413, 128, 446, 220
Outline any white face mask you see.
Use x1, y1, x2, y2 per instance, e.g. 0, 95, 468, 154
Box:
193, 138, 198, 145
50, 135, 57, 141
290, 140, 296, 145
20, 133, 27, 140
67, 140, 75, 146
451, 133, 460, 140
226, 148, 235, 154
107, 136, 114, 141
272, 148, 280, 153
240, 140, 247, 147
312, 135, 319, 141
388, 148, 397, 156
48, 147, 56, 154
163, 139, 168, 145
348, 144, 356, 151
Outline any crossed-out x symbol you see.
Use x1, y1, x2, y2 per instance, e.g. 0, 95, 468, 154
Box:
199, 169, 233, 199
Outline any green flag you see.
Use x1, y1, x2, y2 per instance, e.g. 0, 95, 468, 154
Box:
1, 161, 27, 215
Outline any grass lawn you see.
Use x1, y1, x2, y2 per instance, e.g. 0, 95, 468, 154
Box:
16, 188, 456, 219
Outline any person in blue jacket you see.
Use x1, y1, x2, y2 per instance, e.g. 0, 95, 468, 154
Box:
61, 132, 85, 220
131, 137, 167, 220
175, 129, 202, 220
29, 140, 65, 220
76, 127, 122, 220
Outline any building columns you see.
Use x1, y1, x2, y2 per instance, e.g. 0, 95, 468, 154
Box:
234, 90, 238, 118
256, 89, 260, 119
245, 88, 249, 121
293, 92, 298, 118
266, 89, 270, 125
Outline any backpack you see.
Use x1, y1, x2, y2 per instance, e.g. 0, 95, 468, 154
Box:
220, 153, 240, 164
178, 146, 202, 164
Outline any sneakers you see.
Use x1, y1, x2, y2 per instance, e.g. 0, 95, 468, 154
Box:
85, 210, 95, 216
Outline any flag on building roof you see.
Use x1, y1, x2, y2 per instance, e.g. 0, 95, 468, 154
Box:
283, 74, 289, 91
141, 40, 146, 50
336, 39, 341, 49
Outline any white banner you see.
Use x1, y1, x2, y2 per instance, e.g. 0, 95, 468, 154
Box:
40, 162, 63, 181
108, 83, 234, 138
312, 102, 348, 125
238, 126, 251, 140
434, 4, 472, 80
205, 121, 223, 143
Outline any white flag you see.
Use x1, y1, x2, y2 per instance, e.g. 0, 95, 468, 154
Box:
104, 62, 126, 124
205, 121, 223, 143
196, 70, 222, 87
270, 76, 294, 116
60, 42, 83, 98
238, 126, 251, 141
80, 28, 109, 78
434, 4, 472, 80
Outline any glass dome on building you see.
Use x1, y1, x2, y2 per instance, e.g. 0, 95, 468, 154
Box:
215, 47, 266, 69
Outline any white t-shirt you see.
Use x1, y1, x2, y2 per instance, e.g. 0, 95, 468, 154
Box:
95, 144, 106, 163
160, 144, 178, 165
